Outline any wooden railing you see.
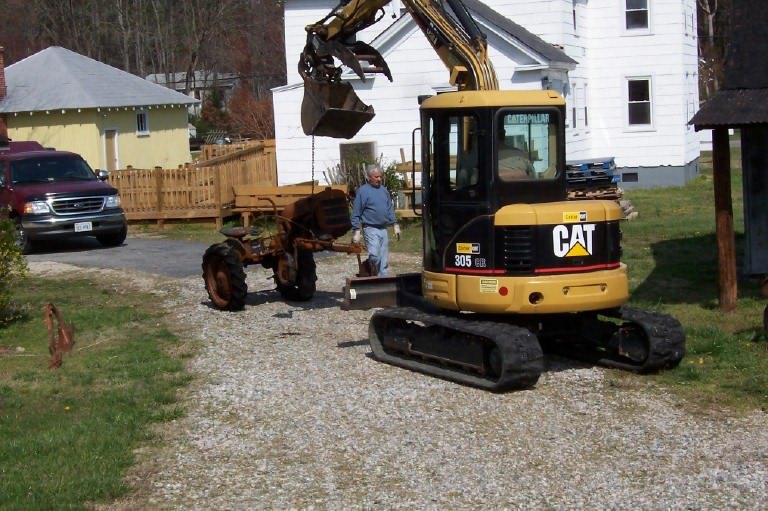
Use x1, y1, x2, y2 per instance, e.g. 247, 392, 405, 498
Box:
110, 141, 278, 227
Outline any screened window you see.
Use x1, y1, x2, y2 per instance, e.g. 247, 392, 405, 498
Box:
136, 111, 149, 135
626, 0, 649, 30
627, 78, 652, 125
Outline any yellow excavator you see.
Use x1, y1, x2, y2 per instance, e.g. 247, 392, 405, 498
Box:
300, 0, 685, 390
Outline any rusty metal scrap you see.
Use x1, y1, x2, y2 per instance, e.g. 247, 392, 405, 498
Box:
45, 303, 75, 369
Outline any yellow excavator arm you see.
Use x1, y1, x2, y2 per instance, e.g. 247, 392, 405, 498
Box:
300, 0, 499, 138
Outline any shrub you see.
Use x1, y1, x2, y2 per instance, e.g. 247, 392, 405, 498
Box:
0, 216, 28, 325
324, 154, 404, 197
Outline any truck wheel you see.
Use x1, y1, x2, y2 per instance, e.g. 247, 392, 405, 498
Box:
14, 218, 34, 255
97, 225, 128, 247
202, 242, 247, 311
277, 250, 317, 301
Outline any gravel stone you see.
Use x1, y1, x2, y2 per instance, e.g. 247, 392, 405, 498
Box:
33, 254, 768, 511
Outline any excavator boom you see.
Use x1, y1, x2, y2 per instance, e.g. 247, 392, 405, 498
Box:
300, 0, 498, 138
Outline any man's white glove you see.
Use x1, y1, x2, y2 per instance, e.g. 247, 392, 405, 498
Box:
393, 223, 401, 242
352, 229, 362, 244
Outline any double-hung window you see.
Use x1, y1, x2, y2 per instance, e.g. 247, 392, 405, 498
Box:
625, 0, 649, 30
627, 78, 652, 126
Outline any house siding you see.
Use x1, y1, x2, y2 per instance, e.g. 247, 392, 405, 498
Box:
101, 107, 192, 169
274, 14, 548, 185
275, 0, 700, 188
8, 107, 191, 170
8, 110, 103, 167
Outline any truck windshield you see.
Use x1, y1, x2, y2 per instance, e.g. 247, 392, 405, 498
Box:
10, 156, 98, 184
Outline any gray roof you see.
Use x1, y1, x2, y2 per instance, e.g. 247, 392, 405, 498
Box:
0, 46, 199, 113
463, 0, 577, 67
690, 0, 768, 128
146, 70, 239, 92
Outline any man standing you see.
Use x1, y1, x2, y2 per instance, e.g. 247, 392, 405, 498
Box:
350, 164, 400, 276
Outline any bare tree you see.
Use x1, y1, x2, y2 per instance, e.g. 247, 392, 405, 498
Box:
697, 0, 731, 101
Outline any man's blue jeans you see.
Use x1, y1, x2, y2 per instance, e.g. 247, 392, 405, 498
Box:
363, 226, 389, 276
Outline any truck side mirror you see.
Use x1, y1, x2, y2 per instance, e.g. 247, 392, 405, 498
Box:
97, 170, 109, 181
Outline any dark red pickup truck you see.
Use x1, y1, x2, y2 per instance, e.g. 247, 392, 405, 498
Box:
0, 139, 127, 254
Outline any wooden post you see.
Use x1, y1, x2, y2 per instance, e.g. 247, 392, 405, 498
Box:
213, 167, 223, 229
154, 166, 164, 228
712, 127, 738, 311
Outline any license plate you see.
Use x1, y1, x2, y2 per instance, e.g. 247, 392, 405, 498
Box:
74, 221, 93, 233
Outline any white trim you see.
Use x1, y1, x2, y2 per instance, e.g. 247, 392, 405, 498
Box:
621, 0, 652, 36
102, 128, 120, 171
136, 111, 150, 136
624, 75, 655, 130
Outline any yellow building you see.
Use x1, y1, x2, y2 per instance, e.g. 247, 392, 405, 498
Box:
0, 46, 198, 171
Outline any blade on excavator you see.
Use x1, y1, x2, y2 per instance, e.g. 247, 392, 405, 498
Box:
301, 79, 375, 139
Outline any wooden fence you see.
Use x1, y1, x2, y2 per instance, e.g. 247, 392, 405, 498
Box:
110, 140, 277, 227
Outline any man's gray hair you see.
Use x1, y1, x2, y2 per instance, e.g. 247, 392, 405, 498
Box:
366, 163, 382, 177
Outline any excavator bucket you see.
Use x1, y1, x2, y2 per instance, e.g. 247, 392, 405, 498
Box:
301, 79, 375, 139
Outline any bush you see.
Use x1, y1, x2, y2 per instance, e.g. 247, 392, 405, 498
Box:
0, 217, 28, 325
324, 154, 404, 197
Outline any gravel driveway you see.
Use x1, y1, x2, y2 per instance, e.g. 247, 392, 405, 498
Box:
30, 246, 768, 510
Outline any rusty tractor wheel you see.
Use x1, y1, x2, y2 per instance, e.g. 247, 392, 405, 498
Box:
277, 250, 317, 301
202, 242, 247, 311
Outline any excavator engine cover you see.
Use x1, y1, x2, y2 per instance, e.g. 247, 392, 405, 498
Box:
301, 79, 375, 139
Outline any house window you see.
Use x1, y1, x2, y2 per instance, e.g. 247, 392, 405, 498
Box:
572, 1, 577, 31
339, 141, 376, 172
136, 111, 150, 135
627, 78, 652, 126
625, 0, 649, 30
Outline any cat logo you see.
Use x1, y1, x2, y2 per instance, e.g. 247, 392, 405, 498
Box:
552, 223, 595, 257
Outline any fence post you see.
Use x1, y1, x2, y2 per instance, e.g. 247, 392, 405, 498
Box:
154, 166, 164, 228
214, 167, 223, 229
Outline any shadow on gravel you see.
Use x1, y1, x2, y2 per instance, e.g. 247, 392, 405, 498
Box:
201, 289, 347, 311
28, 237, 116, 254
337, 339, 369, 348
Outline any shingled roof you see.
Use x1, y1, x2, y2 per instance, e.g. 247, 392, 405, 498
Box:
0, 46, 198, 113
463, 0, 577, 68
690, 0, 768, 129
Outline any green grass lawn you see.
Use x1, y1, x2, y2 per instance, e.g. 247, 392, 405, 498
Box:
0, 276, 193, 511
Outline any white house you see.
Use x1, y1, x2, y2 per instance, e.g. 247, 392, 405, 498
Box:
272, 0, 700, 189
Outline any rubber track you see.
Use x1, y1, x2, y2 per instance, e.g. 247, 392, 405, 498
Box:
369, 307, 544, 391
601, 306, 686, 373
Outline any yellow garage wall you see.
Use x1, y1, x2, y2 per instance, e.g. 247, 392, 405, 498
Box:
98, 106, 192, 169
7, 110, 102, 167
7, 106, 192, 170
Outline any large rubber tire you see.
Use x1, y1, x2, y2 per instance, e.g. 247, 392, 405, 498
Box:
277, 250, 317, 301
14, 217, 34, 255
202, 242, 248, 311
97, 224, 128, 247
